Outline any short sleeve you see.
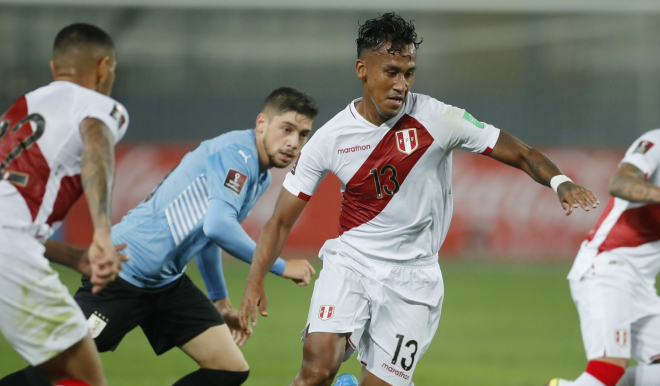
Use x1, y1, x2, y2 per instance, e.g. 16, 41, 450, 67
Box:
206, 145, 252, 211
282, 132, 330, 201
620, 132, 660, 176
427, 98, 500, 154
75, 92, 129, 144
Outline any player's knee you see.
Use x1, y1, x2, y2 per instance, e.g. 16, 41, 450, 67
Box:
299, 362, 340, 385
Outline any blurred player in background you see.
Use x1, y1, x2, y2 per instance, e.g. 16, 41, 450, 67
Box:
72, 87, 317, 386
240, 12, 600, 386
548, 131, 660, 386
0, 24, 129, 386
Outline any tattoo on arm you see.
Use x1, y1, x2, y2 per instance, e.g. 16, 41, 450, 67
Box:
80, 118, 115, 230
489, 131, 563, 186
608, 163, 660, 204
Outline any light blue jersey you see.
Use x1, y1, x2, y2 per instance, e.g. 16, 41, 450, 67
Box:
112, 129, 285, 300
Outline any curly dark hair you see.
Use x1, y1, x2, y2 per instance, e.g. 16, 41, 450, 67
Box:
356, 12, 422, 58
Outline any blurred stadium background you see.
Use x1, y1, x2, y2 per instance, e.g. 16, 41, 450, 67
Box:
1, 0, 660, 385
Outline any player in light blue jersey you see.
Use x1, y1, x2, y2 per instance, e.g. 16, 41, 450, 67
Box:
74, 87, 318, 386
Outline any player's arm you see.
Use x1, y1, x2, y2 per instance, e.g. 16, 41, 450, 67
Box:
239, 189, 309, 333
488, 131, 599, 215
196, 245, 250, 346
202, 199, 313, 282
608, 163, 660, 203
79, 117, 127, 293
43, 238, 127, 276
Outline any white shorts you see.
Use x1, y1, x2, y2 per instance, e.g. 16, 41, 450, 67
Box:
569, 250, 660, 364
0, 227, 88, 366
303, 239, 444, 386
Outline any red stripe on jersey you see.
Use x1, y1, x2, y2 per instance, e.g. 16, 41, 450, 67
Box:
598, 203, 660, 254
0, 96, 50, 220
586, 197, 615, 242
46, 175, 83, 226
482, 146, 493, 156
338, 114, 433, 235
298, 192, 311, 201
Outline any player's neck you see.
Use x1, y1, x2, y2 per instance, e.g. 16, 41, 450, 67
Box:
254, 134, 271, 173
53, 74, 97, 93
355, 98, 388, 127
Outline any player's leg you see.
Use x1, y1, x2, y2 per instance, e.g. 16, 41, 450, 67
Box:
292, 242, 372, 386
138, 275, 248, 386
558, 259, 635, 386
616, 301, 660, 386
291, 332, 348, 386
355, 257, 444, 386
0, 229, 105, 386
358, 367, 391, 386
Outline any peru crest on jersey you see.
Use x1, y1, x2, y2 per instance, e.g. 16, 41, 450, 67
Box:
395, 128, 418, 155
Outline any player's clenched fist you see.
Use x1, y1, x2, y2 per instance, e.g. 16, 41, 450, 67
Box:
556, 181, 600, 216
239, 277, 269, 334
88, 228, 129, 294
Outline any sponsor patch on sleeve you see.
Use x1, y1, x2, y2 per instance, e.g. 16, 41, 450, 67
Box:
291, 153, 301, 175
462, 111, 485, 129
110, 104, 127, 128
633, 140, 654, 155
224, 169, 248, 195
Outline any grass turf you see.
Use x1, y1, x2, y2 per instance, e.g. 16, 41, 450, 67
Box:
0, 259, 640, 385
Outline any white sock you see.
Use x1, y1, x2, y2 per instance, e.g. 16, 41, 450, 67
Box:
636, 363, 660, 386
614, 364, 660, 386
573, 372, 606, 386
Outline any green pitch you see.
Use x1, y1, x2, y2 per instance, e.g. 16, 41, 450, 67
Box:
0, 260, 626, 385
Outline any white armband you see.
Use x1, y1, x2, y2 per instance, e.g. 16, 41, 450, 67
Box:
550, 175, 573, 192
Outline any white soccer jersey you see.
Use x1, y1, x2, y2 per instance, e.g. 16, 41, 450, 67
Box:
569, 129, 660, 280
284, 92, 500, 262
0, 81, 129, 240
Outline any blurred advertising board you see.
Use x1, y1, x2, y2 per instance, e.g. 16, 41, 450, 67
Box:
62, 144, 623, 260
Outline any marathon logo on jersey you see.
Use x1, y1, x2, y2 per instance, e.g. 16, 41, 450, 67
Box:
110, 104, 127, 128
381, 363, 410, 380
337, 145, 371, 154
224, 169, 248, 195
633, 140, 654, 155
395, 128, 418, 155
318, 305, 334, 321
88, 312, 109, 339
615, 329, 628, 346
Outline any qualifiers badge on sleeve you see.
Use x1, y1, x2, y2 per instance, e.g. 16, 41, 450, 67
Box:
224, 169, 248, 195
634, 140, 654, 155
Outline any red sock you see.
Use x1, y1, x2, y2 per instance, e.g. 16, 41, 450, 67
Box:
57, 380, 91, 386
585, 360, 625, 386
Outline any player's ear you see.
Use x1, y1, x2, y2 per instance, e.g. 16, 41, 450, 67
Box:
255, 113, 268, 134
96, 56, 110, 87
356, 59, 367, 82
49, 60, 57, 79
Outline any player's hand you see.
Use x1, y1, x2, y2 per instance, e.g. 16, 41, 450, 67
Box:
87, 228, 129, 294
557, 182, 600, 216
214, 299, 251, 346
281, 259, 316, 286
239, 277, 268, 334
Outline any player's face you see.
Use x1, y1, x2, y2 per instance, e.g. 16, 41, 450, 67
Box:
356, 43, 417, 124
258, 110, 312, 169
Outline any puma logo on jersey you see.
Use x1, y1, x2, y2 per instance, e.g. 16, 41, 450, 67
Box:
338, 145, 371, 154
238, 150, 252, 163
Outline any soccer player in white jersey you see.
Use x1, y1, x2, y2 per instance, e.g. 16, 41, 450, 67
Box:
0, 24, 129, 386
547, 131, 660, 386
239, 13, 599, 386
